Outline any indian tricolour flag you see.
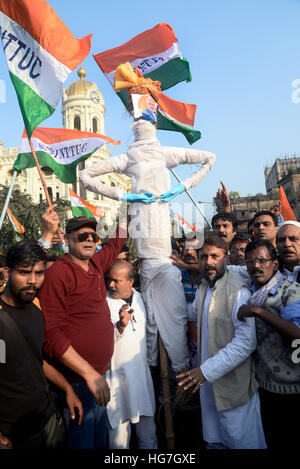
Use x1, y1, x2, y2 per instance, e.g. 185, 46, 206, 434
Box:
94, 23, 200, 144
14, 127, 120, 183
69, 188, 104, 221
0, 0, 91, 139
6, 207, 25, 234
94, 23, 191, 92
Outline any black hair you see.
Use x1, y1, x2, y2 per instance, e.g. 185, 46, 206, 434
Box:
6, 239, 48, 270
211, 212, 238, 230
230, 234, 249, 249
253, 210, 278, 227
109, 259, 135, 280
201, 232, 229, 255
0, 254, 7, 268
245, 239, 278, 260
247, 218, 255, 230
120, 245, 130, 253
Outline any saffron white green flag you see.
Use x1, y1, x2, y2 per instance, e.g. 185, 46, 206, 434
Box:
94, 23, 200, 144
0, 0, 92, 139
69, 188, 104, 220
14, 127, 120, 183
6, 207, 25, 234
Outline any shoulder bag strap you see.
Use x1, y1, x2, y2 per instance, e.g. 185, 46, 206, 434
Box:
0, 304, 49, 391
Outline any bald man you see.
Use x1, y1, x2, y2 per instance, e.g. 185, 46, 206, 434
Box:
277, 221, 300, 282
105, 260, 157, 449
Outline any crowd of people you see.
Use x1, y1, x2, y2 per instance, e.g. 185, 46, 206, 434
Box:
0, 180, 299, 451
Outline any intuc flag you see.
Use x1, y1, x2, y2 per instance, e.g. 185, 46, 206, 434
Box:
94, 23, 191, 92
279, 185, 297, 221
94, 24, 200, 144
0, 0, 92, 139
6, 207, 25, 234
14, 127, 120, 183
69, 188, 104, 221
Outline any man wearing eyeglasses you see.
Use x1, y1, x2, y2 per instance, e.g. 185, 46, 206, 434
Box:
238, 238, 300, 449
38, 216, 127, 449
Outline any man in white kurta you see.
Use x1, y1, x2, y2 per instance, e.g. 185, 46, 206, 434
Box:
79, 119, 216, 373
105, 260, 157, 449
177, 233, 266, 449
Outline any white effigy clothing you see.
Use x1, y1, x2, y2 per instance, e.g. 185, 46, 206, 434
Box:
197, 286, 267, 449
140, 257, 189, 370
80, 120, 216, 371
105, 289, 157, 449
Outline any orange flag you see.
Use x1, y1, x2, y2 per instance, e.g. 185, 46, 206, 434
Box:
6, 208, 25, 234
279, 185, 297, 221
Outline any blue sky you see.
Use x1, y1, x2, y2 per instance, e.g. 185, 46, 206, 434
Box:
1, 0, 300, 224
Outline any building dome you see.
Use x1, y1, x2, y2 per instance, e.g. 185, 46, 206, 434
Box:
66, 66, 93, 97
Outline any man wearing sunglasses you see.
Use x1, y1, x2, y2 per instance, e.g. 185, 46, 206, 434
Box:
238, 239, 300, 449
38, 216, 126, 449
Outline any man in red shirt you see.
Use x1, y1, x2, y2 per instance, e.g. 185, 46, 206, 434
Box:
38, 216, 126, 449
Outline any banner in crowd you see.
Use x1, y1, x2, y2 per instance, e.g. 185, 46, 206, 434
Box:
6, 207, 25, 234
94, 23, 200, 144
279, 185, 297, 221
69, 188, 104, 220
0, 0, 92, 139
14, 127, 120, 183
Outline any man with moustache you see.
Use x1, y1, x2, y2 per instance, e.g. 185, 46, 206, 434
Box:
229, 235, 249, 266
0, 240, 82, 449
238, 238, 300, 449
177, 233, 266, 449
39, 216, 126, 449
276, 221, 300, 282
105, 260, 157, 449
211, 212, 237, 246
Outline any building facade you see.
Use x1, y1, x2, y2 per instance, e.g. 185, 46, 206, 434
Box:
0, 66, 131, 225
265, 156, 300, 219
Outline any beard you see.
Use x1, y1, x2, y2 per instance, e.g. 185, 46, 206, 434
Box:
8, 280, 39, 304
203, 261, 226, 285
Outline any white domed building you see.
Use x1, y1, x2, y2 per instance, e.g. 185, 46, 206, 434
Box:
0, 66, 130, 225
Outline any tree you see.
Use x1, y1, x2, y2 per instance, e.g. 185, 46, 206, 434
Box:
0, 184, 70, 254
229, 191, 240, 199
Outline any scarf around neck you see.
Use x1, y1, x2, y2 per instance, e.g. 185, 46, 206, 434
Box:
248, 270, 283, 306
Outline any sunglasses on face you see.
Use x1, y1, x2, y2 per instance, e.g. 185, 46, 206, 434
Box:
75, 231, 99, 243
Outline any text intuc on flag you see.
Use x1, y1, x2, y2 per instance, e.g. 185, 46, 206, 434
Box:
14, 127, 120, 183
0, 0, 92, 139
94, 23, 191, 92
279, 185, 297, 221
69, 188, 104, 221
6, 207, 25, 234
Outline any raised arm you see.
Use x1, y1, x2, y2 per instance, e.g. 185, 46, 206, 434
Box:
79, 156, 128, 201
159, 146, 216, 202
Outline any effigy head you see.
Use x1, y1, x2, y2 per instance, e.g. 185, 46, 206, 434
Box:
114, 62, 161, 124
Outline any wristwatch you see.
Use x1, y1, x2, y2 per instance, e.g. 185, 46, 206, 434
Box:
38, 237, 52, 250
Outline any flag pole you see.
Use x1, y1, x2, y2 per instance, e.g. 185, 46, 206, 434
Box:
0, 170, 18, 231
29, 139, 65, 244
170, 169, 211, 228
